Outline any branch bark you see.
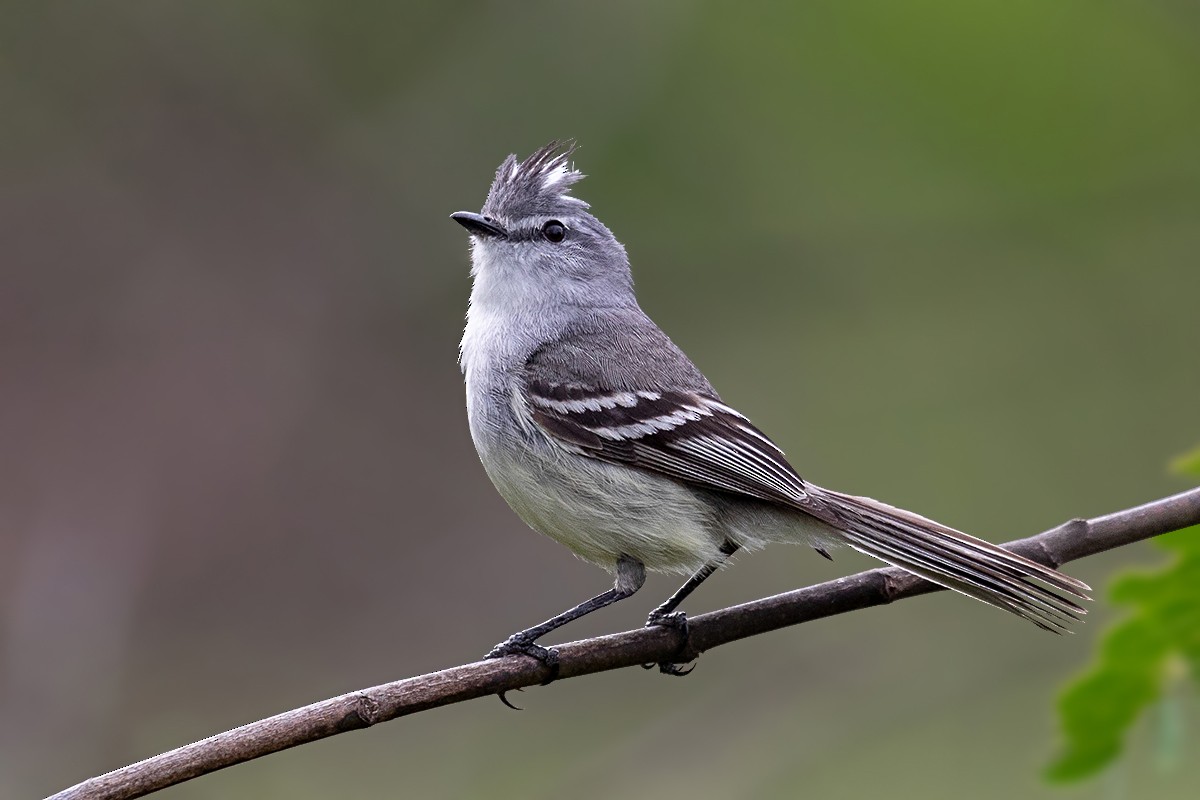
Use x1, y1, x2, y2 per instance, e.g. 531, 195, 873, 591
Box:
49, 487, 1200, 800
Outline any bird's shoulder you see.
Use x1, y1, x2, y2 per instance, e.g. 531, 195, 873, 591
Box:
523, 308, 716, 396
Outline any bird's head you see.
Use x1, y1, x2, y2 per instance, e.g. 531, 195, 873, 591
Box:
451, 141, 633, 307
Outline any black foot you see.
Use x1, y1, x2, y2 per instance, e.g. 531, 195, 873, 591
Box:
486, 635, 561, 685
647, 609, 689, 634
643, 610, 696, 676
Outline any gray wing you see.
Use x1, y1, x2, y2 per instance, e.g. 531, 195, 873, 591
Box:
522, 311, 844, 521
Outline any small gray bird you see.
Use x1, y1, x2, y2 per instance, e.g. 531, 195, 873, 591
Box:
452, 141, 1089, 671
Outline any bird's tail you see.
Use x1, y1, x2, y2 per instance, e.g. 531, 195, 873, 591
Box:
808, 485, 1091, 632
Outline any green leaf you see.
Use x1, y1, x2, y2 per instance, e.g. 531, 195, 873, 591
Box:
1170, 444, 1200, 477
1046, 525, 1200, 782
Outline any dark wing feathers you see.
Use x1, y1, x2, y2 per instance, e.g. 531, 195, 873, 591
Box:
526, 380, 815, 509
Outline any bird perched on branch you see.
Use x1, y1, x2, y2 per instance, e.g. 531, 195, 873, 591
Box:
451, 141, 1089, 674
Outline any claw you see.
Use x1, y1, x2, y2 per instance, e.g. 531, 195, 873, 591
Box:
644, 611, 698, 676
641, 658, 697, 675
497, 689, 524, 711
658, 659, 697, 677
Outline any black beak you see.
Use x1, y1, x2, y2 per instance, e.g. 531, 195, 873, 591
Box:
450, 211, 508, 239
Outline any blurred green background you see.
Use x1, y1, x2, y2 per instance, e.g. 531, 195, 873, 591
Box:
2, 1, 1198, 798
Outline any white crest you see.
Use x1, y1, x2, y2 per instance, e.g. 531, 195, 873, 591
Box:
541, 163, 570, 190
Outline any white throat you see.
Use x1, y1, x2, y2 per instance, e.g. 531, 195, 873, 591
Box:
459, 242, 561, 383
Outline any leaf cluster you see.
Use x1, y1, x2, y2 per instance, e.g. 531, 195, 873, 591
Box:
1048, 450, 1200, 782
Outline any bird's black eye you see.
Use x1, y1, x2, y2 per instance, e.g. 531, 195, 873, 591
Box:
542, 220, 566, 243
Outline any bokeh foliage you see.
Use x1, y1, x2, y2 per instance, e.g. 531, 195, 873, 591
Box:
1048, 450, 1200, 782
1047, 527, 1199, 782
1169, 446, 1200, 478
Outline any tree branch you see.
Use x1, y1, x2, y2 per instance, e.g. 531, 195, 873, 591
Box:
49, 487, 1200, 800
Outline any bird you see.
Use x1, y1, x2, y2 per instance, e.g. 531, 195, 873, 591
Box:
450, 141, 1089, 673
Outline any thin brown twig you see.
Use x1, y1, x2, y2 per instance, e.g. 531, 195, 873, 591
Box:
48, 486, 1200, 800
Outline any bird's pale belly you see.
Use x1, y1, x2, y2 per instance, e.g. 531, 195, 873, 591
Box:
481, 443, 727, 575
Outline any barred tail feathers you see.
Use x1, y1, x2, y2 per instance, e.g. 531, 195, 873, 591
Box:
809, 486, 1092, 632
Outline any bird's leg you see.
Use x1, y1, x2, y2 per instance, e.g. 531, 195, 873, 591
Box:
487, 555, 646, 679
647, 540, 739, 627
644, 541, 739, 675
